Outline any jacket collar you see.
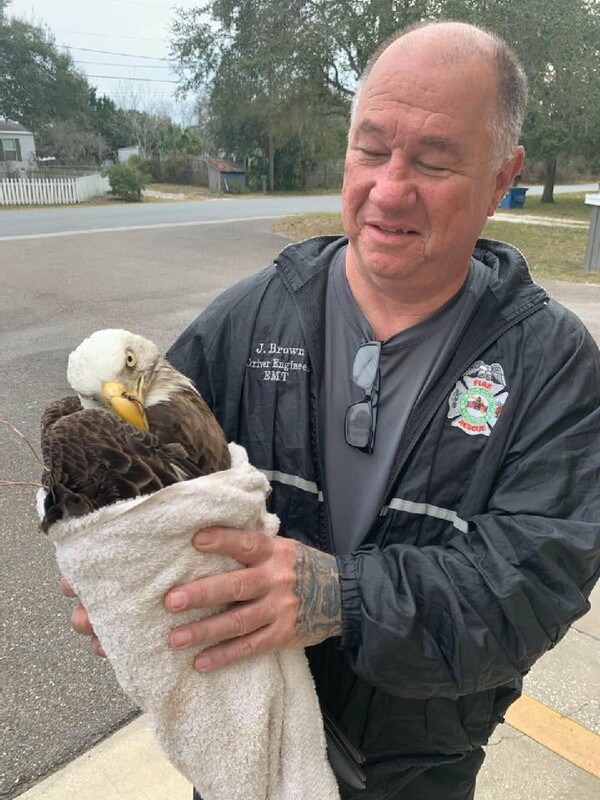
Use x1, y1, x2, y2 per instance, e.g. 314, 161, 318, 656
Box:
275, 234, 548, 323
274, 235, 548, 386
275, 235, 347, 292
474, 237, 548, 319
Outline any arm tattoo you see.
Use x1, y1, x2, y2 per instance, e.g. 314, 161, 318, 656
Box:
294, 544, 342, 645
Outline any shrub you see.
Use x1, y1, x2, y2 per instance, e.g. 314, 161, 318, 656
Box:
161, 151, 192, 184
107, 162, 149, 201
128, 154, 161, 181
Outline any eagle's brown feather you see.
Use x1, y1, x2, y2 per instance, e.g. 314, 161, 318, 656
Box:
40, 402, 213, 531
145, 386, 230, 475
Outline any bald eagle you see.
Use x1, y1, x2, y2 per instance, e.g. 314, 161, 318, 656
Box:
40, 329, 230, 532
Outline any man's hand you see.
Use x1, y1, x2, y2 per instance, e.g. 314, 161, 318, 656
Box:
60, 577, 106, 658
165, 528, 342, 672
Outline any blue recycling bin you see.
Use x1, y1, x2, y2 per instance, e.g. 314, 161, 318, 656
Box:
499, 187, 528, 209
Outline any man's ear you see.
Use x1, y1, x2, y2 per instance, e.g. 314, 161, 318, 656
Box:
487, 146, 526, 216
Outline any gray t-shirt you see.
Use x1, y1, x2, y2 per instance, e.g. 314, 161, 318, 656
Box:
319, 247, 491, 552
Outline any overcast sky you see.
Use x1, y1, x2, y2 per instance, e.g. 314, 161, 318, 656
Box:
8, 0, 201, 122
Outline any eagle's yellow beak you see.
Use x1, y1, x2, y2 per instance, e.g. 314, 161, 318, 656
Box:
101, 377, 149, 431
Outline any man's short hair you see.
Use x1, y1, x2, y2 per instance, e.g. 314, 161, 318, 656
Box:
350, 21, 528, 169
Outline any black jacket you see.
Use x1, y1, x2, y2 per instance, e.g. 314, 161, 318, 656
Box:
168, 236, 600, 775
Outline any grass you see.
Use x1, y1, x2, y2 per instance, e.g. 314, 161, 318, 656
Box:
272, 193, 600, 284
483, 220, 597, 283
272, 212, 345, 240
498, 192, 593, 221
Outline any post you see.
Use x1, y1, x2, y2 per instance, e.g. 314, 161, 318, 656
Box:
584, 194, 600, 271
268, 127, 274, 193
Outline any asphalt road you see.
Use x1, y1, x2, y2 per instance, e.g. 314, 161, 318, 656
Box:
0, 194, 342, 239
0, 215, 291, 799
1, 191, 599, 799
0, 183, 596, 240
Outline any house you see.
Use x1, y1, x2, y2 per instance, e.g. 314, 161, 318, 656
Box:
202, 157, 246, 193
117, 145, 141, 163
0, 120, 37, 176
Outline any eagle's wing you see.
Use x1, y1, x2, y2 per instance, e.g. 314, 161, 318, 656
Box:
40, 405, 205, 532
146, 387, 231, 475
41, 396, 84, 494
41, 396, 83, 438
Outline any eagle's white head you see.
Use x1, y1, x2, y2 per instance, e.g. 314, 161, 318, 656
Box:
67, 329, 168, 431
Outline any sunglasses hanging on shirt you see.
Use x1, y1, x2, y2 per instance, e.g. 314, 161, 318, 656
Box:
344, 340, 381, 454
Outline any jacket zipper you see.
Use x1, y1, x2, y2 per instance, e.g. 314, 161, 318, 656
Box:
275, 251, 338, 554
310, 384, 337, 554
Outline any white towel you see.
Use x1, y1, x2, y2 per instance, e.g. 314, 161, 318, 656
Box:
45, 443, 340, 800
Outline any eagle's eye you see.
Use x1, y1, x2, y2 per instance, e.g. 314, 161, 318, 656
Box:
125, 350, 137, 368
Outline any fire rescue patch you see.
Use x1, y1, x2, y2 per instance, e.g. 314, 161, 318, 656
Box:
447, 361, 508, 437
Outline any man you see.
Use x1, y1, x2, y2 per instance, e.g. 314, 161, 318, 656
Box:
68, 21, 600, 799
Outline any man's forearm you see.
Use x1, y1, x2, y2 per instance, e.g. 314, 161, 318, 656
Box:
294, 545, 343, 644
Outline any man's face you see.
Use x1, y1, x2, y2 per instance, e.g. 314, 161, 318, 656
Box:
342, 37, 521, 299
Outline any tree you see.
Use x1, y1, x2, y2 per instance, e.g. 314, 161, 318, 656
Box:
35, 120, 109, 165
0, 7, 90, 132
441, 0, 600, 201
88, 89, 131, 154
171, 0, 365, 189
305, 0, 436, 83
1, 2, 202, 169
171, 0, 600, 197
516, 0, 600, 201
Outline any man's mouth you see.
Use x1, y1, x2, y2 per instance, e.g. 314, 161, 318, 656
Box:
368, 222, 418, 235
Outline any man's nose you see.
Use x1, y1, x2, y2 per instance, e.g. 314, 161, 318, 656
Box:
370, 154, 416, 208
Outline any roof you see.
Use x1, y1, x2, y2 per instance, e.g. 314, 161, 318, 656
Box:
0, 120, 32, 134
203, 157, 245, 174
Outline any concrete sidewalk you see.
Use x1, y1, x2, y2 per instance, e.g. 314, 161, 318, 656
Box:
16, 717, 600, 800
18, 582, 600, 800
17, 691, 600, 800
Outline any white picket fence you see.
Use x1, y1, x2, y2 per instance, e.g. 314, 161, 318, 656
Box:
0, 173, 110, 206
